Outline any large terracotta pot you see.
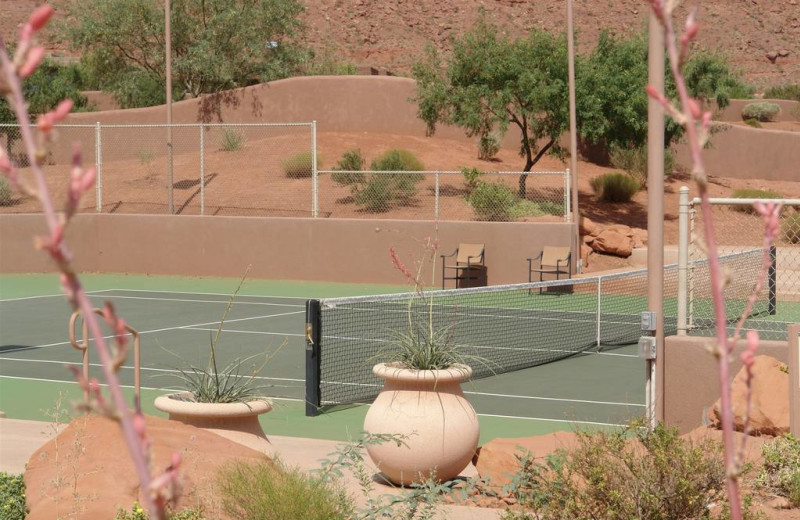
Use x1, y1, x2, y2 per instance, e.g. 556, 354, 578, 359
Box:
154, 392, 272, 453
363, 363, 479, 485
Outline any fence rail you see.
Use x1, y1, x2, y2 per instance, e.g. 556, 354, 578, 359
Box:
0, 123, 569, 221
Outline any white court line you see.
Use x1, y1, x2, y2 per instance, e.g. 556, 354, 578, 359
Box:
184, 327, 304, 338
0, 375, 303, 402
0, 357, 304, 384
0, 290, 106, 303
0, 311, 304, 354
87, 294, 304, 308
463, 390, 644, 407
476, 412, 627, 427
93, 288, 308, 300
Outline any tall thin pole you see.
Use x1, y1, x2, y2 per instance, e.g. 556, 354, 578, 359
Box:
165, 0, 174, 214
566, 0, 580, 272
647, 11, 665, 427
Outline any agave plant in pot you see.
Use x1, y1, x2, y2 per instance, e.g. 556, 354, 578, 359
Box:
154, 270, 278, 453
363, 238, 482, 486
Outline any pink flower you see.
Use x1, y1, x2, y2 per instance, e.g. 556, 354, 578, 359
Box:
29, 5, 55, 32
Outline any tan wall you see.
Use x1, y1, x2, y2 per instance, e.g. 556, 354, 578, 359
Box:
716, 99, 799, 123
0, 214, 574, 286
664, 335, 789, 434
674, 122, 800, 181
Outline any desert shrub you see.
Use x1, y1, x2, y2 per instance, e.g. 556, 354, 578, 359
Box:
757, 434, 800, 507
743, 118, 762, 128
282, 151, 320, 178
609, 145, 674, 188
478, 133, 500, 160
331, 149, 366, 187
217, 459, 352, 520
114, 502, 206, 519
741, 102, 781, 122
783, 213, 800, 244
468, 181, 520, 221
0, 177, 13, 206
369, 149, 425, 172
503, 422, 729, 520
764, 84, 800, 102
219, 128, 245, 152
589, 172, 640, 202
0, 472, 27, 520
461, 167, 485, 192
732, 188, 783, 214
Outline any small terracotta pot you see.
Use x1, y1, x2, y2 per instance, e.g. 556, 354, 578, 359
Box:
363, 363, 479, 485
154, 392, 272, 453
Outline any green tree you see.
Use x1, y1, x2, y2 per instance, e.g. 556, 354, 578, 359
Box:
58, 0, 309, 108
413, 17, 569, 196
576, 31, 752, 152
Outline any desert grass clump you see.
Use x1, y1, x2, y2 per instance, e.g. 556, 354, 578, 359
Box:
502, 422, 734, 520
756, 434, 800, 507
782, 212, 800, 244
114, 502, 206, 519
609, 145, 674, 189
218, 128, 245, 152
763, 84, 800, 102
732, 188, 783, 214
743, 118, 762, 128
741, 102, 781, 122
0, 472, 27, 520
282, 151, 320, 178
468, 181, 519, 221
217, 460, 353, 520
331, 148, 366, 187
477, 133, 500, 160
0, 177, 13, 206
370, 149, 425, 172
333, 149, 424, 212
589, 172, 640, 202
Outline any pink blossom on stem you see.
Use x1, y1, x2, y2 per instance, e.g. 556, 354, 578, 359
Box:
37, 99, 73, 132
18, 45, 44, 78
28, 4, 55, 31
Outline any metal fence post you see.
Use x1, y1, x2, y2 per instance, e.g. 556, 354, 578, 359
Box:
677, 186, 689, 334
200, 125, 205, 216
95, 122, 102, 213
312, 120, 318, 218
688, 199, 695, 330
564, 168, 571, 222
434, 171, 440, 220
596, 276, 602, 347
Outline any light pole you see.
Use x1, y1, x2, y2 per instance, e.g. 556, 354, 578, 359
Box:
165, 0, 174, 214
566, 0, 580, 271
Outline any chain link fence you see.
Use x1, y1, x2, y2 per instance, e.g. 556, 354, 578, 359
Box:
679, 189, 800, 341
0, 123, 568, 221
0, 123, 315, 216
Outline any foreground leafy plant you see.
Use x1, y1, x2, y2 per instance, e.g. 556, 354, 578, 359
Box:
503, 423, 728, 520
0, 472, 27, 520
113, 502, 206, 520
218, 459, 353, 520
756, 434, 800, 507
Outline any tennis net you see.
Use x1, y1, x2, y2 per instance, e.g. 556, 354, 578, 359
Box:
304, 248, 769, 415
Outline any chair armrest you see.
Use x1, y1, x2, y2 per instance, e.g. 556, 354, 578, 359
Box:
466, 254, 482, 266
441, 249, 458, 259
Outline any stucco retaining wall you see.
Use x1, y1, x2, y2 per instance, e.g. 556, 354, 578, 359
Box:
664, 334, 789, 434
0, 214, 574, 286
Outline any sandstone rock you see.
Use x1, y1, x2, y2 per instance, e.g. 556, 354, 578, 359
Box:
591, 229, 633, 257
709, 355, 789, 436
579, 215, 598, 236
605, 224, 634, 237
581, 243, 593, 267
681, 426, 769, 467
473, 432, 579, 488
25, 414, 268, 520
767, 496, 791, 509
631, 228, 648, 248
582, 234, 594, 244
778, 49, 790, 57
766, 51, 778, 63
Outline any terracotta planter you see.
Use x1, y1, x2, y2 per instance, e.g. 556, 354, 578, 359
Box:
154, 392, 272, 453
363, 363, 479, 485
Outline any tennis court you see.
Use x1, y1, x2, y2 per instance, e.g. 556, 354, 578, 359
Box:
0, 274, 648, 436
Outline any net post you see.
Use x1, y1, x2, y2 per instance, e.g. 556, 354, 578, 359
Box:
677, 186, 689, 334
769, 245, 777, 315
95, 122, 102, 213
305, 299, 322, 416
790, 324, 799, 436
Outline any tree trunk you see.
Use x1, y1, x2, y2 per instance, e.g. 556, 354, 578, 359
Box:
517, 138, 555, 198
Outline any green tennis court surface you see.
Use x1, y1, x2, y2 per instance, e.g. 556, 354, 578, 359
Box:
0, 273, 646, 441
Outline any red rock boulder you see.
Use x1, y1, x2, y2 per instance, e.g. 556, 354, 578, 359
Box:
24, 414, 269, 520
591, 229, 634, 257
